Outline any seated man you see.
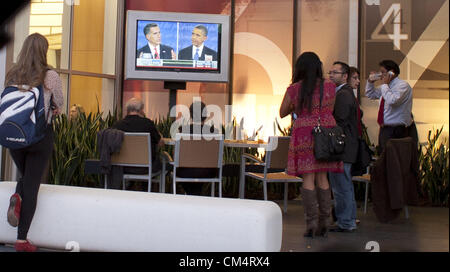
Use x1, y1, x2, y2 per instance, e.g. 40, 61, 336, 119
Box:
111, 97, 164, 190
178, 101, 219, 196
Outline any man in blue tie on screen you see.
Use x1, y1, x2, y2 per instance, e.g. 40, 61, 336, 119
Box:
178, 25, 217, 61
137, 23, 175, 60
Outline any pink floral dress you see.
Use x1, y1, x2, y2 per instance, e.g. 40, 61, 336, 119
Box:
286, 80, 343, 175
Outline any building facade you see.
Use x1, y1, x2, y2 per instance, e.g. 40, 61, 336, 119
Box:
0, 0, 448, 180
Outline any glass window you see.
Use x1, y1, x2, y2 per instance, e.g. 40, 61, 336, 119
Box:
29, 0, 71, 70
67, 0, 118, 115
27, 0, 120, 115
232, 0, 294, 139
71, 0, 117, 75
70, 75, 115, 114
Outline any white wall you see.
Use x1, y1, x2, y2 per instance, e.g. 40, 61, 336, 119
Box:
13, 4, 30, 63
101, 0, 118, 116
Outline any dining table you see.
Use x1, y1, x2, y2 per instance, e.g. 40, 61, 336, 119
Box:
162, 137, 269, 148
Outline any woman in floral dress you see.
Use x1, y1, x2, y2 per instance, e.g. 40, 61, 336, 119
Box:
280, 52, 343, 238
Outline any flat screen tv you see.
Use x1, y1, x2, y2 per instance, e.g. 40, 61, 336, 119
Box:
125, 10, 231, 83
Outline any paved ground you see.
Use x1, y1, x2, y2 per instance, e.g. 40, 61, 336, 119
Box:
280, 200, 449, 252
0, 200, 448, 252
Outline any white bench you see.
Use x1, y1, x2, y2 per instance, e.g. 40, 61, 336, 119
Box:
0, 182, 282, 252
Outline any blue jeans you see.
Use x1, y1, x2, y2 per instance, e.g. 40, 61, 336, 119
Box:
329, 163, 357, 230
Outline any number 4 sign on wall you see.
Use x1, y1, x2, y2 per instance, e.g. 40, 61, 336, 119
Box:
370, 3, 408, 50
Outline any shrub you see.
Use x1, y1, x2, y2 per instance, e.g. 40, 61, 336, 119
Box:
419, 127, 449, 207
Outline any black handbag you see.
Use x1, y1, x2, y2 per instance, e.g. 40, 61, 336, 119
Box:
311, 81, 346, 161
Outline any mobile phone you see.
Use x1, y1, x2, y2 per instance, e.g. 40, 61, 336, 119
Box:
388, 71, 395, 76
369, 72, 382, 81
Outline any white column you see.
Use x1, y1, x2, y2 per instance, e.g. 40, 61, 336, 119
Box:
101, 0, 118, 117
13, 4, 30, 63
348, 0, 359, 67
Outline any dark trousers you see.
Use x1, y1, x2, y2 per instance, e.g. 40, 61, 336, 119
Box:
9, 128, 54, 240
378, 125, 408, 155
378, 122, 418, 154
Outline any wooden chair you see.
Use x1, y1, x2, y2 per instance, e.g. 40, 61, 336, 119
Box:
352, 166, 371, 214
170, 133, 224, 197
239, 136, 303, 213
106, 132, 166, 192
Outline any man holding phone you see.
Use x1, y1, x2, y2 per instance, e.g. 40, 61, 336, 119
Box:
365, 60, 413, 154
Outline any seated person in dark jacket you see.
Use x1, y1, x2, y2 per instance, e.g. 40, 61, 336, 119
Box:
113, 97, 164, 176
178, 100, 220, 196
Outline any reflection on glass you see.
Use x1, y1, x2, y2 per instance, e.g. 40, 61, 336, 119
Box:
29, 0, 70, 69
70, 75, 115, 115
71, 0, 117, 75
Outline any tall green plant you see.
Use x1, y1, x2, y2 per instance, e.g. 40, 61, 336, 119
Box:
419, 127, 449, 207
155, 113, 175, 138
50, 109, 121, 187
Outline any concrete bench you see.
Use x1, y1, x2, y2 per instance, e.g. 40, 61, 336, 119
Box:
0, 182, 282, 252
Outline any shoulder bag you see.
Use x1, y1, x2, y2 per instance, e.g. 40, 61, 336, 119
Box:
311, 81, 346, 161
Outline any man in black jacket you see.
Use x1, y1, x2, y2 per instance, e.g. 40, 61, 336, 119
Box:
328, 61, 359, 232
113, 98, 164, 171
110, 98, 164, 190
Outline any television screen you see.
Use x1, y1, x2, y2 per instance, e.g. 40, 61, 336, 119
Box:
125, 11, 230, 82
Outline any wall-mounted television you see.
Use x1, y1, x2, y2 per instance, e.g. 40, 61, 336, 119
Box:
125, 10, 231, 83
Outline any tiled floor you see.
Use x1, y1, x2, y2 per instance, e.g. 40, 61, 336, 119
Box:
279, 200, 449, 252
1, 200, 448, 252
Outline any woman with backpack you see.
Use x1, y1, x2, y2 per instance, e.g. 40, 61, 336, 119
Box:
3, 33, 64, 251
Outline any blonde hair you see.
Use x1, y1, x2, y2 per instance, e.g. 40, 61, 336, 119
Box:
5, 33, 50, 90
70, 104, 85, 119
70, 104, 85, 113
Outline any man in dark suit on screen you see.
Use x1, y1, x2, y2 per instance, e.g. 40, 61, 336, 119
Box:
178, 25, 217, 61
137, 23, 175, 60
